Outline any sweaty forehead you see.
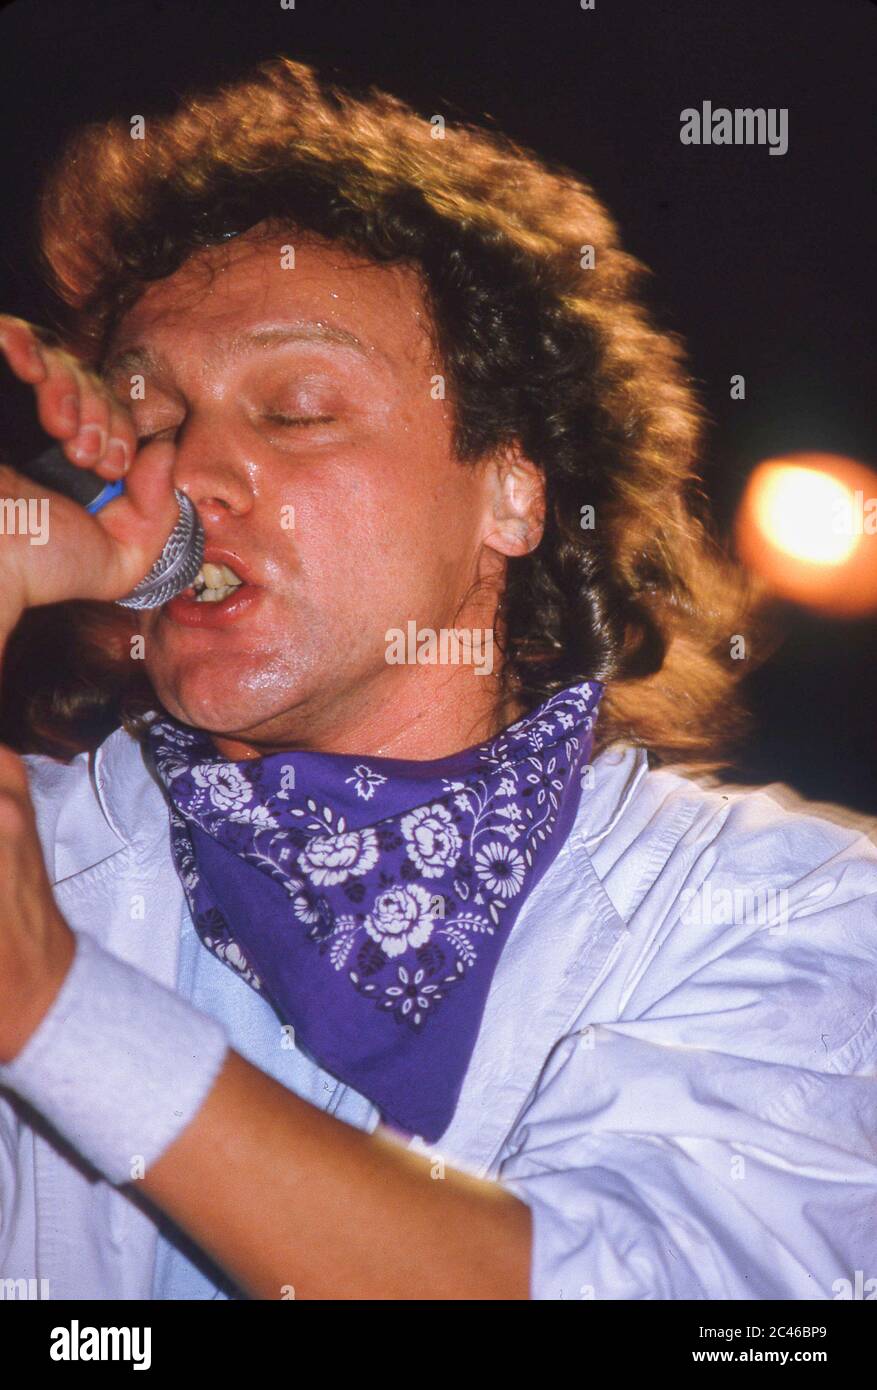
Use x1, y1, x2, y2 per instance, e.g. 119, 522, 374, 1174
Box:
104, 231, 437, 378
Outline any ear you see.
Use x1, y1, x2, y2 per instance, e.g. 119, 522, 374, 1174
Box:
481, 446, 546, 558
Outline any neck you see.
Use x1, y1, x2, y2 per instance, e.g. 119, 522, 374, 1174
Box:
209, 662, 525, 763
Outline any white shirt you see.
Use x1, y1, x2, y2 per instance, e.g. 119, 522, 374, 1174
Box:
1, 725, 876, 1299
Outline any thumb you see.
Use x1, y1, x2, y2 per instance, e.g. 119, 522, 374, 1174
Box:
92, 440, 187, 595
123, 439, 180, 526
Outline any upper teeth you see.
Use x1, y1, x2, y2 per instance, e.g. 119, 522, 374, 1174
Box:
192, 562, 244, 602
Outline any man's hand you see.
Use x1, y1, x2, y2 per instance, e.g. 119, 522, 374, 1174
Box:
0, 315, 180, 638
0, 743, 75, 1064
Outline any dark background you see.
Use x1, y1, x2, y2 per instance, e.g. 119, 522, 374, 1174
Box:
0, 0, 874, 808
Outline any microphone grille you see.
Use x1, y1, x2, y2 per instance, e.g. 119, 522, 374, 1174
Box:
116, 490, 204, 609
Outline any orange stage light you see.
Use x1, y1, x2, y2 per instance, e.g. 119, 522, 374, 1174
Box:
735, 453, 877, 616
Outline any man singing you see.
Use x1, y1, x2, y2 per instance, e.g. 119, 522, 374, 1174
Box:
0, 57, 874, 1300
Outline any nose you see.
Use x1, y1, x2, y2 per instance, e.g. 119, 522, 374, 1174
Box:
171, 414, 254, 524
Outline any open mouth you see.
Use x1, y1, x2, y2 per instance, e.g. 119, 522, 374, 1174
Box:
164, 551, 263, 626
186, 561, 245, 603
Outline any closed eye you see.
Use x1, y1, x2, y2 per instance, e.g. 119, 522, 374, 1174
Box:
136, 415, 335, 445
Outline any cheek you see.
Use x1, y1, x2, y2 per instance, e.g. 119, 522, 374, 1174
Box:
287, 451, 483, 581
291, 500, 459, 620
279, 470, 398, 574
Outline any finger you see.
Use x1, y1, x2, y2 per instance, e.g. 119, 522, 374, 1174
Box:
32, 347, 82, 441
44, 362, 137, 480
103, 393, 138, 480
0, 316, 48, 384
63, 366, 112, 471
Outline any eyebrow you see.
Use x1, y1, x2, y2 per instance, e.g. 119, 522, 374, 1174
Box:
101, 321, 376, 381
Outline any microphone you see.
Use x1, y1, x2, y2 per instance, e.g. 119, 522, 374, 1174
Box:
21, 443, 204, 609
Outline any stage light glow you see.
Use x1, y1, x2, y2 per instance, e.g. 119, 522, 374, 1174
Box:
735, 452, 877, 616
751, 465, 859, 566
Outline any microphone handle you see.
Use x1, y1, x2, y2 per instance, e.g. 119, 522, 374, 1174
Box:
22, 442, 124, 511
17, 444, 204, 609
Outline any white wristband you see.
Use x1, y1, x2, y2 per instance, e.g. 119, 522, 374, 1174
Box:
0, 929, 230, 1186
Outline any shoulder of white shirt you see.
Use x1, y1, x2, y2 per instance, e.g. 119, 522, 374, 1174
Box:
585, 738, 877, 858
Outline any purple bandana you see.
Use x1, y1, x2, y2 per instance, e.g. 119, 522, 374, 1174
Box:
146, 681, 603, 1140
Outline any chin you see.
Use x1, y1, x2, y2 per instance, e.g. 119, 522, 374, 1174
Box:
148, 654, 304, 738
154, 686, 250, 735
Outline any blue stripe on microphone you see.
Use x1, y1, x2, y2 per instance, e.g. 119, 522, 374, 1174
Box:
85, 479, 126, 513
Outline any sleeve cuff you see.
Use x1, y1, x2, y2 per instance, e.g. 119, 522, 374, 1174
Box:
0, 929, 230, 1185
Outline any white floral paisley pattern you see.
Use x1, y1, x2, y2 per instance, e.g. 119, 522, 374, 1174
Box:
192, 762, 253, 811
298, 828, 380, 886
147, 682, 602, 1136
474, 842, 526, 898
401, 803, 462, 878
207, 936, 262, 990
365, 884, 437, 957
344, 764, 387, 801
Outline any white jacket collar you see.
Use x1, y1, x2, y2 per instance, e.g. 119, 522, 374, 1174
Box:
90, 722, 172, 853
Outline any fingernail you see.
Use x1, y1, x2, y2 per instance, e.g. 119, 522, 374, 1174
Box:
72, 424, 106, 461
104, 438, 130, 475
59, 395, 79, 429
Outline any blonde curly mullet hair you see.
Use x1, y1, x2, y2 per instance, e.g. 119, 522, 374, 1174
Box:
11, 56, 760, 767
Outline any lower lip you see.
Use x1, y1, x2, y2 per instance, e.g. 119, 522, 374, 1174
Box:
162, 583, 265, 628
